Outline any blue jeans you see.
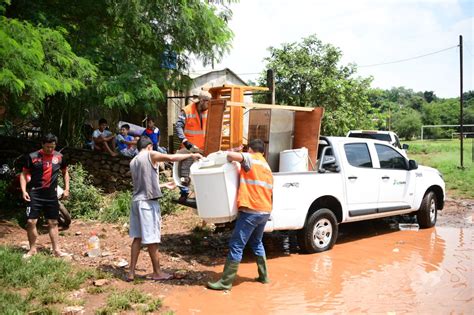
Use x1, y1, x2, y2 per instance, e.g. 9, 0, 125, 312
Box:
179, 186, 189, 197
228, 211, 270, 262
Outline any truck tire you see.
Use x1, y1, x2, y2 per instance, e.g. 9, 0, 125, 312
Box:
58, 202, 71, 229
417, 191, 437, 228
297, 208, 338, 253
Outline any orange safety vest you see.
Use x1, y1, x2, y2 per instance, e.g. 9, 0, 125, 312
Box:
183, 103, 208, 150
237, 152, 273, 212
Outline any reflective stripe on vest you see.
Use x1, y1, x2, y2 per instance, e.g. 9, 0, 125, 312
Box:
183, 103, 207, 150
240, 178, 273, 190
238, 153, 273, 212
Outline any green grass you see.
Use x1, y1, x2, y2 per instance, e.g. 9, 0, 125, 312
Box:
406, 139, 474, 198
0, 246, 91, 313
95, 289, 162, 314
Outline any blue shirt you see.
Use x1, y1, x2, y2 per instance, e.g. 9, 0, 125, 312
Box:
117, 134, 134, 151
142, 127, 160, 150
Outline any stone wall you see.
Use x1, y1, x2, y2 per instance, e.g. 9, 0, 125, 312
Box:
0, 136, 132, 192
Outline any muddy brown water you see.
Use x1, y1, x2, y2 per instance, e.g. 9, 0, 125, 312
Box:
165, 221, 473, 314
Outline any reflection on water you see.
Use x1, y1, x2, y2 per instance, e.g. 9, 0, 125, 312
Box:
165, 223, 473, 314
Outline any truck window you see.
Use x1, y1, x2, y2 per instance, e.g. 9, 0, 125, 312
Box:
375, 144, 407, 170
348, 133, 391, 142
344, 143, 373, 168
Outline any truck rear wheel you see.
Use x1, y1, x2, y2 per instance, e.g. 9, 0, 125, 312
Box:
297, 208, 338, 253
417, 191, 437, 228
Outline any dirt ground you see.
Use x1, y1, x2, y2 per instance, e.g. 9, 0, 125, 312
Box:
0, 196, 472, 314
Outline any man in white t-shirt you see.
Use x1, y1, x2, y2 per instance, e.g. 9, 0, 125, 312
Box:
92, 118, 118, 156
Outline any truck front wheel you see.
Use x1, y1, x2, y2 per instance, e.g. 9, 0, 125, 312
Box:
297, 208, 338, 253
417, 191, 437, 228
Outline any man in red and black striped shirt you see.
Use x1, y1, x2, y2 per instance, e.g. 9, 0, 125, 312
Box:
20, 133, 70, 258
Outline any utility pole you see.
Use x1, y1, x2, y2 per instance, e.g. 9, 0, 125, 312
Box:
266, 69, 275, 104
459, 35, 464, 169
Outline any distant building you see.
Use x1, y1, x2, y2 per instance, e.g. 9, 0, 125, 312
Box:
166, 68, 252, 151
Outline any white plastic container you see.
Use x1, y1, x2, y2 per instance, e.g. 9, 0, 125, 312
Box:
87, 232, 101, 257
190, 156, 240, 224
279, 147, 308, 172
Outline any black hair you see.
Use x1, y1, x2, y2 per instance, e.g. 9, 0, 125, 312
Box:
42, 133, 58, 144
249, 139, 265, 153
146, 117, 154, 123
121, 124, 130, 130
98, 118, 107, 125
137, 136, 153, 151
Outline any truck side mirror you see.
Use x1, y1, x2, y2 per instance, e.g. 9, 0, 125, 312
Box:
402, 144, 409, 150
408, 159, 418, 170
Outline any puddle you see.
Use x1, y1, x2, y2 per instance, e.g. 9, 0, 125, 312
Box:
164, 226, 473, 314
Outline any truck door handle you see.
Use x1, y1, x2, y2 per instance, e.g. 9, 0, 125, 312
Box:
348, 176, 357, 180
382, 176, 390, 180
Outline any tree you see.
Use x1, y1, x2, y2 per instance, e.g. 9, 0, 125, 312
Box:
6, 0, 233, 111
392, 108, 422, 140
256, 34, 374, 135
5, 0, 234, 144
0, 1, 96, 119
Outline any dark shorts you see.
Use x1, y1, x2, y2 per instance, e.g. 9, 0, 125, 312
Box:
26, 195, 60, 220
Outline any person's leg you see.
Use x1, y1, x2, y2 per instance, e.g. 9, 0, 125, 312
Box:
247, 213, 271, 283
128, 201, 142, 280
247, 213, 270, 257
228, 212, 260, 262
207, 212, 258, 290
147, 243, 172, 280
102, 141, 118, 156
25, 200, 41, 256
44, 199, 64, 256
47, 219, 62, 256
26, 219, 38, 256
138, 200, 171, 280
127, 237, 142, 281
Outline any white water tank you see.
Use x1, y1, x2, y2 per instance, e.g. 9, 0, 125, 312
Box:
190, 153, 240, 223
279, 147, 308, 172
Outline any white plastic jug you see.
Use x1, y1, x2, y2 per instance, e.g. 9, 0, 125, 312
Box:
87, 232, 101, 257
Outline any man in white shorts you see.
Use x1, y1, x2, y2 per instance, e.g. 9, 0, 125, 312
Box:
127, 136, 202, 281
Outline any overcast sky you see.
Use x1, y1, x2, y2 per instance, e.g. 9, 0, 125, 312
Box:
191, 0, 473, 98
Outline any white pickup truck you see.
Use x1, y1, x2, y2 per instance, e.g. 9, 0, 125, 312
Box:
190, 136, 446, 254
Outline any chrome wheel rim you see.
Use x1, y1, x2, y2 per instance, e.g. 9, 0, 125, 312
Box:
313, 218, 333, 249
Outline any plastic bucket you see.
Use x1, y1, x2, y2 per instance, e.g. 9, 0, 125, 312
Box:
279, 147, 308, 172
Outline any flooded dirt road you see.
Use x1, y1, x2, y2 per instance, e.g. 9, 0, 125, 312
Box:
166, 211, 473, 314
0, 198, 472, 314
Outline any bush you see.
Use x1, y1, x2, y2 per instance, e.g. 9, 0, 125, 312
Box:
100, 190, 131, 224
63, 164, 103, 220
159, 174, 184, 216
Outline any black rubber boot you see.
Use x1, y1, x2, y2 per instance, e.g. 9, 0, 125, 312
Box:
255, 255, 270, 284
207, 258, 239, 290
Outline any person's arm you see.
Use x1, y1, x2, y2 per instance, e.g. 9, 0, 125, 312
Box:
104, 131, 115, 141
160, 181, 176, 190
62, 168, 70, 199
92, 130, 105, 143
150, 151, 202, 163
227, 151, 244, 163
228, 152, 252, 172
175, 112, 187, 143
20, 171, 30, 202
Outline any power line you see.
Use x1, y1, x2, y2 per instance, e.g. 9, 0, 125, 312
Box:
358, 45, 458, 68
